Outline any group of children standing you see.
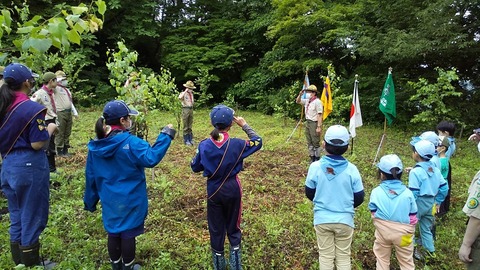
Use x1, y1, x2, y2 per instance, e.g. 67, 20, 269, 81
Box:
304, 121, 456, 270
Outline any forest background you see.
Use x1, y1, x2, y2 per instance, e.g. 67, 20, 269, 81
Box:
1, 0, 479, 131
1, 0, 480, 269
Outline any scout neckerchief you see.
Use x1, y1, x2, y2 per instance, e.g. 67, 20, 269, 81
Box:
306, 95, 317, 112
42, 85, 57, 112
59, 85, 73, 102
207, 136, 247, 200
187, 89, 193, 106
0, 100, 46, 158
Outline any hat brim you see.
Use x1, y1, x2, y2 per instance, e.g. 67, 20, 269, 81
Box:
183, 84, 196, 89
128, 108, 139, 116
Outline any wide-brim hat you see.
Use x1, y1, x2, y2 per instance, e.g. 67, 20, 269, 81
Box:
183, 80, 196, 89
306, 85, 317, 92
55, 70, 67, 81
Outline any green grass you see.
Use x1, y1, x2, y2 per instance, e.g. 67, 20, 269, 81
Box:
0, 109, 474, 269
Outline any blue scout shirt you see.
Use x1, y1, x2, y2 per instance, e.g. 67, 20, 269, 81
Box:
369, 180, 417, 224
0, 94, 49, 157
191, 125, 262, 197
408, 161, 449, 205
84, 130, 172, 234
305, 155, 364, 228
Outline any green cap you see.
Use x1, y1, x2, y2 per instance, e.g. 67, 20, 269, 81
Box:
42, 72, 56, 83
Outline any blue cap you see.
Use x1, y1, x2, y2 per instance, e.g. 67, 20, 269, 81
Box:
414, 140, 436, 160
3, 63, 36, 85
103, 100, 139, 122
210, 104, 234, 128
324, 125, 350, 146
377, 154, 403, 174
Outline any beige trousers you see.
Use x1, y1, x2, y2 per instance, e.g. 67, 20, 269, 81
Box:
373, 218, 415, 270
314, 223, 354, 270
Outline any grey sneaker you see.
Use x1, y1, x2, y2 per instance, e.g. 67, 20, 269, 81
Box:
413, 246, 424, 261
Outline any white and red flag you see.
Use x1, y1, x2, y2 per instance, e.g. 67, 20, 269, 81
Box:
349, 77, 363, 138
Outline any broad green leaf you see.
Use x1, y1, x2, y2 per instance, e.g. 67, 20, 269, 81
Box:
2, 9, 11, 29
28, 37, 53, 53
71, 6, 88, 15
66, 14, 81, 23
48, 19, 68, 38
96, 0, 107, 16
17, 26, 34, 34
67, 29, 81, 44
51, 36, 62, 49
74, 19, 87, 33
0, 53, 7, 63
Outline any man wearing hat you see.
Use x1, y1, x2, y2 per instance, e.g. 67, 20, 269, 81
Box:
178, 80, 196, 146
31, 72, 58, 172
54, 70, 78, 157
296, 84, 323, 162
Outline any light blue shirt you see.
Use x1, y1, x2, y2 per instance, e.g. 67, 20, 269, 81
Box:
305, 155, 364, 228
446, 137, 456, 158
408, 161, 449, 205
369, 180, 417, 224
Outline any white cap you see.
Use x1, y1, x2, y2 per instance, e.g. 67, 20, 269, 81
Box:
420, 131, 440, 146
414, 140, 436, 159
324, 125, 350, 146
377, 154, 403, 174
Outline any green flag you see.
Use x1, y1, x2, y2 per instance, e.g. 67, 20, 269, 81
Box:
379, 71, 396, 125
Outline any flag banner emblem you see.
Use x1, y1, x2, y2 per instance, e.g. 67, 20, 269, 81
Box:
379, 71, 396, 125
320, 76, 332, 120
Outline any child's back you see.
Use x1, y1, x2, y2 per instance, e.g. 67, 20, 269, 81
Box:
369, 154, 417, 270
408, 140, 448, 258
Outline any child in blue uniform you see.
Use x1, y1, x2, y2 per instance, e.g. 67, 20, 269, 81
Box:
191, 105, 262, 270
408, 140, 448, 260
84, 100, 176, 270
0, 63, 57, 268
304, 125, 364, 269
369, 154, 417, 270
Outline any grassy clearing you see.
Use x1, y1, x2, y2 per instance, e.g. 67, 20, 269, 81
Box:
0, 109, 474, 269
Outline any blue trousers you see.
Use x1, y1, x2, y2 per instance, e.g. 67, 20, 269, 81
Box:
207, 177, 242, 252
1, 150, 50, 246
416, 196, 435, 252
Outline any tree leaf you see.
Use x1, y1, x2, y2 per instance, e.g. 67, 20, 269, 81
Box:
71, 6, 88, 15
96, 0, 107, 16
17, 26, 34, 34
26, 37, 53, 53
67, 29, 81, 44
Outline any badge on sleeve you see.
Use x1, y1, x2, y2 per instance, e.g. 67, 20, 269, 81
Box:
467, 197, 479, 209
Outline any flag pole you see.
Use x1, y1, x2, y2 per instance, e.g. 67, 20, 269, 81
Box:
298, 68, 309, 138
373, 118, 387, 165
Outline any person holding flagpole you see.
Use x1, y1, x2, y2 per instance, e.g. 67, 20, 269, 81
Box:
296, 84, 323, 163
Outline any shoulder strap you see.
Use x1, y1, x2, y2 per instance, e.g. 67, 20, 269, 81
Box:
208, 141, 247, 200
1, 101, 46, 158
